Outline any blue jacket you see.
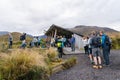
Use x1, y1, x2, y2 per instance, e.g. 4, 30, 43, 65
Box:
101, 34, 107, 47
70, 37, 75, 44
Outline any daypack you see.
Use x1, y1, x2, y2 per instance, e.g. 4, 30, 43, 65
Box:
105, 35, 111, 45
92, 36, 101, 47
57, 41, 62, 48
20, 35, 24, 41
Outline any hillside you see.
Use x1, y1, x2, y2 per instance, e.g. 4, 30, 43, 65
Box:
69, 25, 120, 38
0, 31, 9, 36
0, 32, 33, 43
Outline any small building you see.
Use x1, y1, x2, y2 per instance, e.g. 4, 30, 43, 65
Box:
45, 24, 84, 49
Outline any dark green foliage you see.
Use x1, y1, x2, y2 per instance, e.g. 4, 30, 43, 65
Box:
16, 66, 49, 80
62, 57, 77, 69
111, 38, 120, 49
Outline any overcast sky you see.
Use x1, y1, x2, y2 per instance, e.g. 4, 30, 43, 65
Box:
0, 0, 120, 35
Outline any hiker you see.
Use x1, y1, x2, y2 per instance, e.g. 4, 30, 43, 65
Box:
37, 37, 41, 47
88, 34, 94, 64
8, 33, 13, 48
66, 38, 71, 47
32, 36, 38, 47
20, 33, 26, 49
57, 36, 64, 58
99, 31, 111, 66
62, 36, 67, 47
50, 37, 55, 47
91, 31, 102, 69
70, 34, 75, 51
53, 36, 57, 47
46, 37, 51, 49
82, 36, 89, 54
108, 38, 112, 54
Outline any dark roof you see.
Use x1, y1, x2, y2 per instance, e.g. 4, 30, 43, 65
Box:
45, 24, 83, 37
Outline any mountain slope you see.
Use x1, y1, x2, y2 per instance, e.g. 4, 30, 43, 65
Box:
69, 25, 120, 38
0, 31, 9, 36
0, 32, 33, 43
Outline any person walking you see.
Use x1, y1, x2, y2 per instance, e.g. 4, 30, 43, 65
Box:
70, 35, 75, 51
99, 31, 111, 66
8, 33, 13, 48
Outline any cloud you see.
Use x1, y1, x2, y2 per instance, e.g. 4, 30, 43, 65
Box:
0, 0, 120, 35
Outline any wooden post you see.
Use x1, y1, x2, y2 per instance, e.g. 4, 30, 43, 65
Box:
54, 29, 57, 39
52, 31, 54, 38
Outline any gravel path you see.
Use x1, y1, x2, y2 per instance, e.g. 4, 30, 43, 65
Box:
50, 50, 120, 80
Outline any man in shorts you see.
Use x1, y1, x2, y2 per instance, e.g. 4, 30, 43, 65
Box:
91, 31, 102, 69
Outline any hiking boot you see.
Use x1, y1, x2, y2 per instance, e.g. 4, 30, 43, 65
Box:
91, 61, 94, 65
93, 65, 99, 69
99, 65, 103, 69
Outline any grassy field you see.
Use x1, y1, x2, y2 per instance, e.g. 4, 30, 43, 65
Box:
0, 47, 77, 80
0, 47, 61, 80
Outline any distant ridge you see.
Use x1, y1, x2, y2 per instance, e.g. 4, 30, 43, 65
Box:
69, 25, 120, 38
0, 32, 33, 42
0, 31, 9, 36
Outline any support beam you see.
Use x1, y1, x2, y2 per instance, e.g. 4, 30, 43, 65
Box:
54, 29, 57, 39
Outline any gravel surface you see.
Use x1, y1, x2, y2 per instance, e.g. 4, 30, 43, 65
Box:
50, 50, 120, 80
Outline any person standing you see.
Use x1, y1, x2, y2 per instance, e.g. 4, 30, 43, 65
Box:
57, 36, 64, 58
62, 36, 67, 47
32, 36, 38, 47
20, 33, 26, 49
82, 36, 89, 54
91, 31, 102, 69
8, 33, 13, 48
99, 31, 110, 66
88, 34, 94, 64
70, 34, 75, 51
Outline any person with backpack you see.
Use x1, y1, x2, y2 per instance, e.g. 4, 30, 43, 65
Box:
88, 34, 94, 64
8, 33, 13, 48
20, 33, 26, 49
99, 31, 111, 66
57, 36, 64, 58
91, 31, 102, 69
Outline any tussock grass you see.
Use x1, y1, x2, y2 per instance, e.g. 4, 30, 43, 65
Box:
46, 47, 58, 59
0, 49, 47, 80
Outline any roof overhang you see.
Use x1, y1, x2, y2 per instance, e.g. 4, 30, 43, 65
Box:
45, 24, 83, 37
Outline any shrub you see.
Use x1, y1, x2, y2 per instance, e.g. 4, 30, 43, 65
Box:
62, 57, 77, 70
111, 38, 120, 49
16, 66, 49, 80
0, 49, 47, 80
46, 47, 58, 62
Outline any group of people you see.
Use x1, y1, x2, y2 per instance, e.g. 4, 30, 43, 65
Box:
8, 31, 111, 69
8, 33, 27, 49
8, 33, 42, 49
83, 31, 111, 69
51, 35, 75, 58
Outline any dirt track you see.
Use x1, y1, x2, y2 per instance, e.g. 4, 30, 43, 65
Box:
50, 50, 120, 80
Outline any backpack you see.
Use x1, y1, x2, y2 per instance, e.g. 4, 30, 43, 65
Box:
20, 35, 24, 41
105, 35, 111, 45
57, 41, 62, 48
92, 36, 101, 47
